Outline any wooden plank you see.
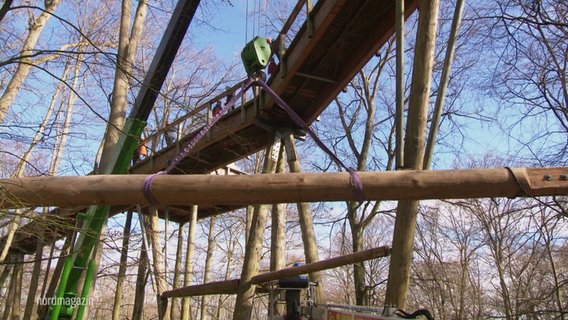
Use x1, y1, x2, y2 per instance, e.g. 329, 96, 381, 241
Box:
1, 168, 567, 209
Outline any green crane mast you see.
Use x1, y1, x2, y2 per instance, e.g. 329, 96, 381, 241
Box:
48, 0, 201, 318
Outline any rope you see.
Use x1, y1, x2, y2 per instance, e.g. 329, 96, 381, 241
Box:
142, 75, 364, 206
254, 78, 364, 201
142, 78, 256, 207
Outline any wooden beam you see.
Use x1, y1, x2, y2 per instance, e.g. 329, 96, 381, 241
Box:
162, 279, 240, 298
1, 167, 567, 209
251, 246, 391, 285
161, 246, 391, 298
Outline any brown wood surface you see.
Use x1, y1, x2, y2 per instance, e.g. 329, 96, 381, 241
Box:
162, 279, 240, 298
1, 167, 566, 210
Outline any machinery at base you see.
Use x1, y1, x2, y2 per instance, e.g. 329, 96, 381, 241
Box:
267, 274, 433, 320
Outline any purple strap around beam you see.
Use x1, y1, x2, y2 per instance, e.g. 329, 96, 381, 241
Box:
142, 171, 165, 207
142, 75, 364, 207
142, 77, 255, 207
254, 78, 364, 201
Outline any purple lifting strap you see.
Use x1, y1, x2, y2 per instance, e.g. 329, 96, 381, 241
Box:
142, 75, 364, 207
142, 78, 255, 207
254, 79, 364, 201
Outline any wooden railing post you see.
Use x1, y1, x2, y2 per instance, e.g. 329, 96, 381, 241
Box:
306, 0, 314, 37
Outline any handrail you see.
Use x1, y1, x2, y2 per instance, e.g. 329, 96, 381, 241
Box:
139, 78, 250, 159
140, 0, 315, 162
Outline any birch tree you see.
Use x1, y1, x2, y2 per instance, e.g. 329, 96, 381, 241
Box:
0, 0, 63, 123
98, 0, 147, 172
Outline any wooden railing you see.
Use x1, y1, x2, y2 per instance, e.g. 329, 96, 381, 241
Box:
138, 79, 251, 161
136, 0, 316, 164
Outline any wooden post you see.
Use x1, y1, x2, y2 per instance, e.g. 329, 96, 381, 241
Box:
131, 234, 149, 320
270, 142, 287, 272
270, 142, 287, 318
112, 210, 133, 320
385, 0, 440, 309
233, 134, 279, 320
395, 0, 405, 169
1, 168, 567, 209
200, 216, 217, 320
181, 205, 198, 320
147, 207, 171, 320
171, 222, 185, 320
282, 133, 326, 304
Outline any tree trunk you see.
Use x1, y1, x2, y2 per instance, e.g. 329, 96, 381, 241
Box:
217, 232, 237, 320
147, 206, 170, 320
200, 216, 217, 320
2, 252, 23, 320
233, 138, 279, 320
132, 235, 149, 320
181, 205, 198, 320
48, 54, 84, 176
423, 0, 466, 169
38, 230, 75, 320
23, 237, 44, 320
98, 0, 148, 172
170, 222, 185, 320
283, 133, 325, 304
385, 0, 439, 309
0, 261, 12, 298
112, 210, 133, 320
1, 254, 15, 320
350, 212, 367, 306
0, 0, 62, 123
0, 58, 70, 262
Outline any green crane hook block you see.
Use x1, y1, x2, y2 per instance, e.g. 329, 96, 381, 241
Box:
241, 36, 272, 75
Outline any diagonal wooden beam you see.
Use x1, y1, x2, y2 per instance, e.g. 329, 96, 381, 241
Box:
162, 246, 391, 298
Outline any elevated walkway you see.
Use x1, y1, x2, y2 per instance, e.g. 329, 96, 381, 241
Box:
4, 0, 419, 253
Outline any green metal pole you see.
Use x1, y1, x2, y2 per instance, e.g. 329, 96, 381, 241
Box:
49, 119, 145, 320
75, 260, 96, 320
50, 257, 73, 320
48, 1, 202, 316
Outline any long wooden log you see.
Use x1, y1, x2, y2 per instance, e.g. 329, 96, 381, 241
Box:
0, 167, 567, 209
162, 246, 391, 298
250, 246, 391, 284
162, 279, 240, 298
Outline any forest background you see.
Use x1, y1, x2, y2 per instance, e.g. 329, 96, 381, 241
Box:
0, 0, 567, 319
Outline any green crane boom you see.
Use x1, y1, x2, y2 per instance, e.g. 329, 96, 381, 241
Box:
48, 0, 201, 318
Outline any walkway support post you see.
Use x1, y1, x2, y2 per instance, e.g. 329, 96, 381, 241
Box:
385, 0, 440, 309
282, 132, 326, 304
232, 133, 280, 320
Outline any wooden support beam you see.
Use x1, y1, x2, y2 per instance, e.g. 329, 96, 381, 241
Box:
250, 246, 391, 285
161, 246, 391, 298
1, 168, 567, 209
162, 279, 240, 298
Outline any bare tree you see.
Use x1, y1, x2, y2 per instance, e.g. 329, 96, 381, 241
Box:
488, 0, 568, 164
0, 0, 64, 123
98, 0, 147, 172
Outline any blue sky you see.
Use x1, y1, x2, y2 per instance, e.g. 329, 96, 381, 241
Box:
193, 1, 268, 66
